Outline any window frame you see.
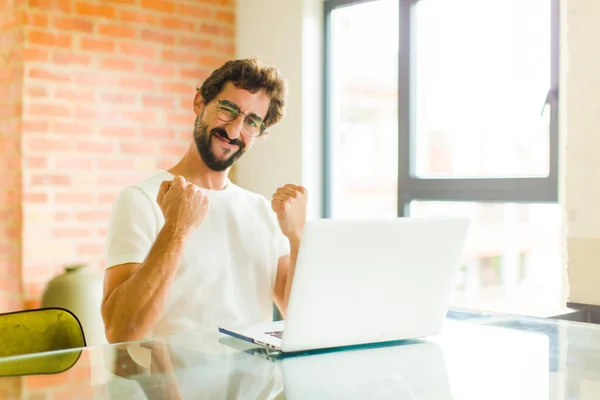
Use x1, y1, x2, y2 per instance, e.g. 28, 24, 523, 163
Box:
323, 0, 560, 217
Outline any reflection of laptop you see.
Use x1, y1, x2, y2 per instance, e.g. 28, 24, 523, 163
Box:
219, 217, 469, 353
279, 340, 453, 399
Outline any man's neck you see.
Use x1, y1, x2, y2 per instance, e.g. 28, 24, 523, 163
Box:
167, 150, 229, 191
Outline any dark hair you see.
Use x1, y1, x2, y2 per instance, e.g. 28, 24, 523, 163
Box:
198, 58, 287, 129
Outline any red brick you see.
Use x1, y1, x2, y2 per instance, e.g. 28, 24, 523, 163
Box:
22, 121, 49, 133
55, 158, 94, 169
28, 67, 70, 82
121, 142, 157, 154
53, 227, 93, 237
119, 10, 156, 25
77, 141, 115, 154
27, 104, 71, 118
26, 86, 48, 97
30, 174, 70, 186
160, 17, 196, 32
162, 145, 186, 156
143, 95, 173, 108
99, 24, 137, 38
0, 156, 21, 170
28, 30, 71, 48
74, 73, 120, 88
26, 372, 70, 389
142, 64, 176, 78
77, 209, 110, 221
118, 42, 156, 59
141, 0, 175, 13
175, 4, 213, 18
121, 110, 157, 124
141, 29, 175, 46
162, 82, 192, 94
179, 37, 213, 50
102, 92, 137, 104
214, 42, 235, 54
22, 11, 49, 27
27, 157, 47, 168
215, 10, 235, 24
178, 98, 191, 110
73, 106, 115, 121
55, 212, 72, 221
120, 77, 156, 90
27, 138, 73, 153
180, 67, 211, 80
101, 126, 137, 138
97, 159, 135, 169
161, 49, 198, 63
76, 2, 115, 18
80, 37, 115, 52
200, 23, 234, 36
199, 55, 229, 66
52, 52, 91, 65
55, 88, 95, 102
23, 48, 50, 62
54, 16, 94, 32
97, 174, 139, 186
24, 193, 47, 203
50, 122, 89, 135
165, 113, 192, 126
28, 0, 72, 13
75, 107, 98, 120
98, 193, 117, 204
55, 192, 94, 204
100, 57, 136, 71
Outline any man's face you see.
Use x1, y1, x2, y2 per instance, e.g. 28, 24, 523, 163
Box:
193, 82, 270, 172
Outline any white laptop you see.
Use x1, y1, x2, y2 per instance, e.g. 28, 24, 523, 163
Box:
219, 217, 469, 353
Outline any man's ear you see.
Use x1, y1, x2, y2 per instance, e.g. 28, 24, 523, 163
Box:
193, 90, 204, 116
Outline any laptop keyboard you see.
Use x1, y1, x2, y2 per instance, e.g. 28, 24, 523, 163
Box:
265, 330, 283, 339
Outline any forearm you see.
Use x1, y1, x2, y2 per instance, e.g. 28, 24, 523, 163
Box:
103, 224, 188, 343
282, 238, 301, 314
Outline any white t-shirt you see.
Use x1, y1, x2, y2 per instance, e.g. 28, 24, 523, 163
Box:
104, 170, 290, 339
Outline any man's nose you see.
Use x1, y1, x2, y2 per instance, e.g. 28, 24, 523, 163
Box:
225, 115, 244, 139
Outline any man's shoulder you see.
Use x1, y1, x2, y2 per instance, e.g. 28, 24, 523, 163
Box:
112, 170, 171, 209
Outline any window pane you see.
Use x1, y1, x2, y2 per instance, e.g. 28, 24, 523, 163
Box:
413, 0, 551, 178
410, 201, 563, 316
329, 0, 398, 218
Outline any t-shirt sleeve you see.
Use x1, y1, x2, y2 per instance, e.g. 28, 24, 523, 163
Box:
104, 186, 158, 269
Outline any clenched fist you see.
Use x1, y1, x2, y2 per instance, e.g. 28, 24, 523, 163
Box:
157, 175, 209, 236
271, 184, 307, 243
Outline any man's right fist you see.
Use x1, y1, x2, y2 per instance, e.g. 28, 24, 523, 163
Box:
156, 175, 209, 235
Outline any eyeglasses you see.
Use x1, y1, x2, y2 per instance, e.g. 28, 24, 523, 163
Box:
215, 100, 266, 137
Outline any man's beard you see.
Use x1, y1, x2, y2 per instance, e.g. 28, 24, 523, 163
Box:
193, 116, 246, 172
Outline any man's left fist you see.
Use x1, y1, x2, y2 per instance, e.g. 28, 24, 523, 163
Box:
271, 184, 308, 242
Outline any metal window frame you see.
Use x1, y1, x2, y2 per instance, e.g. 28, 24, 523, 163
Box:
323, 0, 560, 217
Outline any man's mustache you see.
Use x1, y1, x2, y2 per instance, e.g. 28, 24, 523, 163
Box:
211, 128, 244, 148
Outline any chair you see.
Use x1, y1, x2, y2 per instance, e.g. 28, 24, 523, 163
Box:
0, 307, 86, 376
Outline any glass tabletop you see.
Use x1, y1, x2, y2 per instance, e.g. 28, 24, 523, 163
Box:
0, 309, 598, 399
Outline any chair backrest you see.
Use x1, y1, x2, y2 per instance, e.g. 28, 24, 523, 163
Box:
0, 307, 86, 376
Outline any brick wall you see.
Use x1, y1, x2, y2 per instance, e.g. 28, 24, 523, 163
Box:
0, 0, 235, 311
0, 0, 25, 312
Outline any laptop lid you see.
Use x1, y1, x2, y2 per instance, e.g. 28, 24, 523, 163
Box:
280, 217, 469, 353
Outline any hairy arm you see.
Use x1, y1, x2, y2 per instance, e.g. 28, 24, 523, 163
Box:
102, 223, 189, 343
273, 238, 300, 317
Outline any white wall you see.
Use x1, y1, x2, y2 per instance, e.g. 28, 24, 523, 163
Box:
563, 0, 600, 305
236, 0, 323, 220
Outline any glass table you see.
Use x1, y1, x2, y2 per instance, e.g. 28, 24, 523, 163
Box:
0, 309, 598, 399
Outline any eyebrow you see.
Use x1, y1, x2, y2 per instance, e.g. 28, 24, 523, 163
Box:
222, 100, 264, 122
